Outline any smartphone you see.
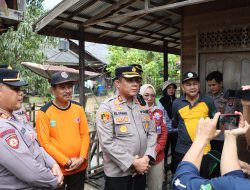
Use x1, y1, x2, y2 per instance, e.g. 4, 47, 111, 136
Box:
216, 114, 240, 130
238, 90, 250, 100
224, 89, 250, 100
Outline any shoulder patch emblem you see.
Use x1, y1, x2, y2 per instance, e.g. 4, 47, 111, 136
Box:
200, 184, 212, 190
50, 119, 57, 128
101, 112, 111, 123
0, 129, 15, 138
5, 134, 19, 149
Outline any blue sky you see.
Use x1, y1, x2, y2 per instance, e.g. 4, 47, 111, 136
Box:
43, 0, 62, 10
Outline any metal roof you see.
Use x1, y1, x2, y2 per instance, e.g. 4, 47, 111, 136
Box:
43, 43, 108, 66
34, 0, 215, 54
71, 40, 109, 64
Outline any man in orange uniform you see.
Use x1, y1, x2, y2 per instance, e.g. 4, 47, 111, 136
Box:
36, 71, 90, 190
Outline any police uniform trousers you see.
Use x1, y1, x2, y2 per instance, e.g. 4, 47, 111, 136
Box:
104, 174, 146, 190
57, 170, 86, 190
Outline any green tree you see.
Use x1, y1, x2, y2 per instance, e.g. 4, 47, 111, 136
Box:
107, 46, 180, 94
0, 0, 56, 96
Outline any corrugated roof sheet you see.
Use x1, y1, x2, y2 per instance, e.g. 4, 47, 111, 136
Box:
34, 0, 214, 54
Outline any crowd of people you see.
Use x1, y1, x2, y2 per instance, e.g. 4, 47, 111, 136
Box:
0, 64, 249, 190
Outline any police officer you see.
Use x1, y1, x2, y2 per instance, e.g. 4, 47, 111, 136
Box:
206, 71, 236, 155
206, 71, 236, 114
96, 66, 157, 190
0, 68, 63, 189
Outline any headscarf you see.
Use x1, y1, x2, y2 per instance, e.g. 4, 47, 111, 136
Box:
159, 81, 177, 119
139, 84, 156, 96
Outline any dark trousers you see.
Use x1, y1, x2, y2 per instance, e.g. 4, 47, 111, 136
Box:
164, 132, 178, 173
210, 140, 223, 177
211, 140, 224, 154
58, 170, 86, 190
104, 175, 146, 190
173, 152, 210, 179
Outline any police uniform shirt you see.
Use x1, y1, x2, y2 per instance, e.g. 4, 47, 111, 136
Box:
96, 94, 157, 177
207, 89, 236, 114
173, 161, 250, 190
0, 113, 58, 190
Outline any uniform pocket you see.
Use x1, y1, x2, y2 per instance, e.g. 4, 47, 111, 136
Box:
114, 116, 132, 137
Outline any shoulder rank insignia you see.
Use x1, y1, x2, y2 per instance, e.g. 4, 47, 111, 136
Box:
118, 95, 123, 102
0, 112, 9, 119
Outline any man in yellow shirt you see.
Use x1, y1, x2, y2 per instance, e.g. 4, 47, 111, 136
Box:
36, 71, 90, 190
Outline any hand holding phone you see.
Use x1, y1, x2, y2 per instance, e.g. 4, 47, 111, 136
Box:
216, 114, 240, 131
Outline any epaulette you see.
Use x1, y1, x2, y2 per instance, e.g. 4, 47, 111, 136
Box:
103, 96, 116, 103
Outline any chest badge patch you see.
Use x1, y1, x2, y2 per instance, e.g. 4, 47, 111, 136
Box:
116, 116, 128, 123
5, 134, 19, 149
101, 112, 111, 123
200, 184, 212, 190
50, 119, 57, 128
120, 125, 128, 133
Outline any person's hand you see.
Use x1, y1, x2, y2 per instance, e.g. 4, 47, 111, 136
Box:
64, 159, 72, 168
51, 164, 64, 187
224, 111, 250, 137
141, 155, 151, 172
242, 85, 250, 91
241, 85, 250, 106
239, 160, 250, 175
132, 156, 150, 175
195, 112, 221, 142
65, 157, 85, 171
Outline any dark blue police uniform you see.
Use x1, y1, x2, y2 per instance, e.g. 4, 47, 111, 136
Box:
173, 161, 250, 190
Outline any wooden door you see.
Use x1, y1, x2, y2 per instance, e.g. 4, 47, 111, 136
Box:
199, 52, 250, 94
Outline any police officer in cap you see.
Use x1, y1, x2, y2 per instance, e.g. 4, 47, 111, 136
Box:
96, 66, 157, 190
0, 68, 63, 189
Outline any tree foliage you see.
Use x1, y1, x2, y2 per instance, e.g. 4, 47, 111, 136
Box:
107, 46, 180, 93
0, 0, 56, 96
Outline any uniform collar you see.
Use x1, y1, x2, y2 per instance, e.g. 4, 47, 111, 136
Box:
181, 94, 203, 106
115, 94, 137, 105
208, 88, 224, 97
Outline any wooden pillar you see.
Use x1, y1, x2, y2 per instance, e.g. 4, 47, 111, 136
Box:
163, 41, 169, 81
79, 26, 86, 107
